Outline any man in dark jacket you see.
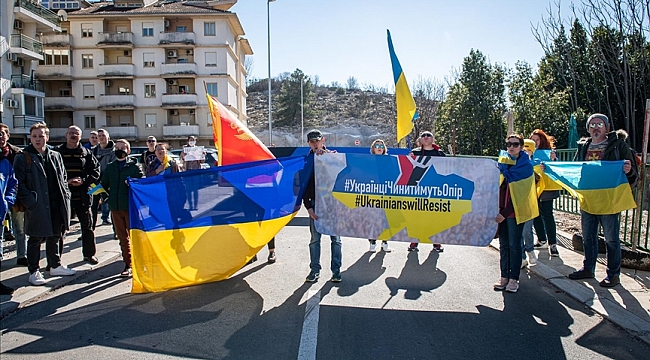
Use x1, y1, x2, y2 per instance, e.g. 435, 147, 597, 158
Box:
55, 125, 101, 264
101, 139, 143, 277
0, 124, 27, 266
302, 129, 342, 283
14, 123, 74, 286
92, 128, 117, 228
568, 114, 638, 287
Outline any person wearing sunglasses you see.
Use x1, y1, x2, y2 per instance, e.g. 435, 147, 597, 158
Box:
494, 134, 531, 293
565, 113, 638, 287
141, 136, 158, 171
367, 139, 392, 253
407, 131, 446, 253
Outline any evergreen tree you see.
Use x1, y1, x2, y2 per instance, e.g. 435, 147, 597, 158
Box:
275, 69, 316, 127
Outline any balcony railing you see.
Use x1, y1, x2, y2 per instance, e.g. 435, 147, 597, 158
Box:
35, 65, 72, 79
161, 62, 197, 76
98, 63, 135, 78
14, 0, 61, 27
99, 94, 135, 108
97, 32, 133, 46
159, 32, 196, 45
44, 96, 74, 110
11, 74, 44, 92
161, 93, 197, 107
40, 33, 71, 47
11, 34, 43, 55
104, 126, 137, 138
163, 124, 199, 137
14, 115, 45, 128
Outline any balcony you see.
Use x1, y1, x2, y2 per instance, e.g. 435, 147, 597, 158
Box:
98, 63, 135, 79
48, 128, 68, 140
35, 65, 72, 79
104, 126, 137, 139
40, 33, 71, 47
99, 94, 135, 109
159, 32, 195, 46
11, 74, 44, 93
14, 0, 62, 31
97, 32, 134, 48
161, 62, 197, 78
44, 96, 74, 111
163, 125, 200, 138
161, 93, 197, 108
13, 115, 45, 134
10, 34, 43, 61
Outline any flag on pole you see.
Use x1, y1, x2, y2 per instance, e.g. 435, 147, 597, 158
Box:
206, 93, 275, 165
87, 183, 106, 195
387, 29, 417, 144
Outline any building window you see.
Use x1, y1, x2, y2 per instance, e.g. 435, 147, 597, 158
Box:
81, 24, 93, 38
143, 52, 155, 67
204, 22, 216, 36
83, 84, 94, 99
118, 86, 130, 95
84, 115, 96, 129
176, 26, 187, 32
39, 49, 70, 66
59, 88, 71, 97
119, 115, 132, 126
144, 84, 156, 98
145, 114, 156, 128
142, 22, 154, 37
206, 83, 217, 97
205, 52, 217, 67
82, 54, 93, 68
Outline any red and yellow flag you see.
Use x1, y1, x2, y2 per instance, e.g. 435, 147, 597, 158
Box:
206, 94, 275, 165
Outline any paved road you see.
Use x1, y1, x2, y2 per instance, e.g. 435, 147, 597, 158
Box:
1, 220, 648, 359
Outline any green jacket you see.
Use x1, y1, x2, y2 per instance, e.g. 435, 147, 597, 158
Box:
100, 158, 144, 211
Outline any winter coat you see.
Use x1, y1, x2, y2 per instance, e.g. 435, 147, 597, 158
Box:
93, 140, 117, 173
54, 143, 101, 206
13, 145, 71, 237
101, 158, 144, 211
0, 158, 17, 221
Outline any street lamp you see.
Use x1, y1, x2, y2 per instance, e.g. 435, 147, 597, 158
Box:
267, 0, 275, 146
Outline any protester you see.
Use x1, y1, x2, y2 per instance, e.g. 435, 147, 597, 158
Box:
408, 131, 445, 253
367, 139, 391, 253
14, 123, 75, 286
530, 129, 560, 257
181, 135, 203, 211
521, 139, 537, 267
91, 129, 117, 228
303, 129, 342, 283
567, 114, 638, 287
181, 135, 203, 171
55, 126, 101, 265
0, 126, 17, 295
101, 139, 144, 277
83, 130, 99, 150
141, 136, 158, 171
494, 134, 531, 293
0, 124, 27, 266
146, 143, 180, 176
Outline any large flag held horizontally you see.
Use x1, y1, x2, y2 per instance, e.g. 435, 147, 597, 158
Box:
206, 93, 275, 165
541, 160, 636, 215
387, 30, 417, 144
498, 151, 539, 224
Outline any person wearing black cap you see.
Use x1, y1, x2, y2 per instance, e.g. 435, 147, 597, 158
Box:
302, 129, 342, 283
566, 113, 638, 287
408, 131, 446, 253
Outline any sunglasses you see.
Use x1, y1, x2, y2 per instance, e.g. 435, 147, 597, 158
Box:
506, 142, 521, 148
420, 133, 433, 138
589, 122, 605, 129
147, 139, 156, 143
373, 144, 385, 149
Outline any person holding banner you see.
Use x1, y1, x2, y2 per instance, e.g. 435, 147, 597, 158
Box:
408, 131, 445, 253
530, 129, 560, 257
566, 114, 638, 287
521, 139, 537, 267
367, 139, 392, 253
495, 134, 533, 293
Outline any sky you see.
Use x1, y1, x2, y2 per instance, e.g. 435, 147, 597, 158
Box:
232, 0, 559, 89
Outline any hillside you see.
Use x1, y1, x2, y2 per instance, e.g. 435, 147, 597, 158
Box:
245, 87, 399, 147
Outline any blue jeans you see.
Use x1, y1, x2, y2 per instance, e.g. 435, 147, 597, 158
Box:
580, 210, 621, 278
499, 217, 523, 281
101, 202, 110, 222
533, 200, 557, 245
522, 219, 534, 259
10, 209, 27, 258
309, 216, 342, 274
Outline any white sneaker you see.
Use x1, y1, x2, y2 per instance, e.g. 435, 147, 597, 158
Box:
50, 265, 76, 276
521, 259, 528, 269
369, 243, 377, 252
505, 279, 519, 293
526, 251, 537, 265
29, 271, 46, 286
381, 242, 392, 252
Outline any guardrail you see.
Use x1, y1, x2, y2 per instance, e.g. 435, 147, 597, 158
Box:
10, 34, 43, 55
11, 74, 44, 92
14, 0, 61, 26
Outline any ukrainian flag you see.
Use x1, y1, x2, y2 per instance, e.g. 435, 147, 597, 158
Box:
532, 150, 563, 196
541, 160, 636, 215
498, 151, 539, 224
387, 30, 417, 144
87, 183, 106, 195
128, 155, 313, 293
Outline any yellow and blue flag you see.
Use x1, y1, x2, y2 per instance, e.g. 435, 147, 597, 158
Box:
387, 30, 417, 144
541, 160, 636, 215
498, 151, 539, 224
532, 150, 563, 196
87, 183, 106, 195
128, 155, 313, 293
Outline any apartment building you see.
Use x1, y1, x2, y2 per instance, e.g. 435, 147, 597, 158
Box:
3, 0, 251, 148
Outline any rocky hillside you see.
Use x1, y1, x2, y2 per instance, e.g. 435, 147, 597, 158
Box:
245, 87, 399, 147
